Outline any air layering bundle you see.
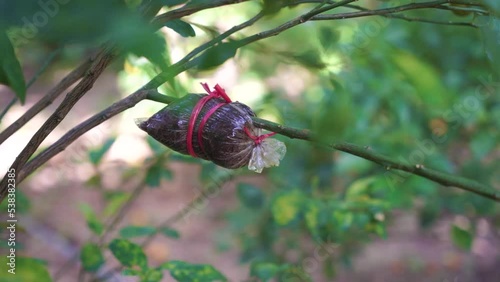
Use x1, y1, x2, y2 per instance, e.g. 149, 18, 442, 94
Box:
137, 83, 286, 173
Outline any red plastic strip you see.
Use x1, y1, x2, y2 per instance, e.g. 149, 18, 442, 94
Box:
244, 127, 277, 145
186, 95, 212, 157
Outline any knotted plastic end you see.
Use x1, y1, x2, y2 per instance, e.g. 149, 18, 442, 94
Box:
247, 129, 286, 173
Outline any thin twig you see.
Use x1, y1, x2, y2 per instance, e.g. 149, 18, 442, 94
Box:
17, 89, 163, 182
311, 0, 451, 21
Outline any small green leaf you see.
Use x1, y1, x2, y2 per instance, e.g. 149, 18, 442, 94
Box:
88, 138, 116, 165
291, 50, 326, 69
196, 41, 239, 71
122, 268, 141, 276
271, 190, 304, 226
85, 174, 102, 187
237, 183, 265, 209
161, 260, 226, 282
145, 163, 163, 187
79, 204, 104, 235
103, 191, 130, 217
0, 257, 51, 282
318, 27, 340, 51
80, 243, 105, 272
478, 15, 500, 75
451, 224, 473, 251
142, 268, 164, 282
159, 227, 180, 239
120, 226, 157, 238
164, 19, 196, 37
109, 239, 148, 269
250, 262, 280, 281
0, 31, 26, 103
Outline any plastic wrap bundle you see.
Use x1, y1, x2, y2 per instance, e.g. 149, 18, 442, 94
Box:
137, 83, 286, 172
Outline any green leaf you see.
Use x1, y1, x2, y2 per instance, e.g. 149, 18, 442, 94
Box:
146, 163, 163, 187
141, 268, 164, 282
196, 42, 239, 71
290, 50, 326, 69
318, 27, 340, 51
0, 257, 51, 282
120, 226, 157, 238
80, 243, 105, 272
161, 260, 226, 282
85, 174, 102, 187
159, 227, 180, 239
393, 50, 451, 113
123, 268, 142, 276
250, 262, 280, 281
450, 224, 473, 251
108, 16, 168, 70
109, 239, 148, 269
0, 31, 26, 103
157, 0, 188, 7
478, 15, 500, 75
103, 191, 130, 217
271, 190, 304, 226
470, 131, 497, 159
88, 138, 116, 165
237, 183, 265, 209
164, 20, 196, 37
79, 204, 104, 235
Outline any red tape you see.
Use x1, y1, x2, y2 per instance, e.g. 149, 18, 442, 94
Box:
186, 82, 277, 159
186, 83, 232, 157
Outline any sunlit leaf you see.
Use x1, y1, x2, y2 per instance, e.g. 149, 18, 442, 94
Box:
103, 191, 129, 217
142, 268, 164, 282
80, 243, 105, 272
161, 260, 226, 282
109, 239, 148, 269
393, 51, 451, 112
0, 257, 51, 282
250, 262, 280, 282
450, 224, 473, 251
0, 31, 26, 103
271, 190, 304, 226
79, 203, 104, 235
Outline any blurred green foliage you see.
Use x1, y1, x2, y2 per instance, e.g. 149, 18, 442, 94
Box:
1, 0, 499, 281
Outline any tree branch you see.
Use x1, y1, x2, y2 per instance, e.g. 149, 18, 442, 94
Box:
5, 0, 496, 204
0, 48, 116, 201
310, 0, 462, 21
0, 58, 92, 145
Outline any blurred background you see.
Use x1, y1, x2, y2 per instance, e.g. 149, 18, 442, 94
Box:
0, 0, 499, 281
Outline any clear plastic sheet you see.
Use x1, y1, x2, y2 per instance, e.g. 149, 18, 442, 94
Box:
247, 129, 287, 173
137, 93, 286, 171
